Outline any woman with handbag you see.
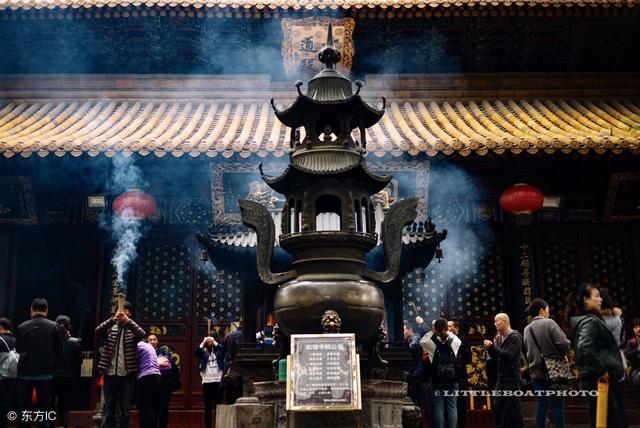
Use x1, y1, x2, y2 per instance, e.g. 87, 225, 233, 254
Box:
623, 318, 640, 407
0, 317, 17, 428
566, 282, 625, 428
524, 298, 571, 428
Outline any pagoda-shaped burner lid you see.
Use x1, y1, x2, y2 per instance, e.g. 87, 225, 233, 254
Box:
306, 23, 354, 103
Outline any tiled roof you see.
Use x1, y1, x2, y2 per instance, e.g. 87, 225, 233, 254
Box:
0, 0, 638, 11
1, 97, 638, 158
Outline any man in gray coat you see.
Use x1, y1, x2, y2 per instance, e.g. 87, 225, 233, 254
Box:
523, 298, 571, 428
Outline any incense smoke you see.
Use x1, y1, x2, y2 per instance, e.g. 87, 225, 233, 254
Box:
102, 155, 149, 292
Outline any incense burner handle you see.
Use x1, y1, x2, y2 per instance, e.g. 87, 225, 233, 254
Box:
363, 197, 418, 284
239, 199, 296, 285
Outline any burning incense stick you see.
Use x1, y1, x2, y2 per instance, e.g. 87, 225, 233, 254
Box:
408, 301, 420, 317
207, 318, 212, 336
117, 293, 126, 313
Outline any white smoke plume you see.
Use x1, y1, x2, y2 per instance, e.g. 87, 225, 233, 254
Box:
111, 213, 143, 291
102, 155, 149, 292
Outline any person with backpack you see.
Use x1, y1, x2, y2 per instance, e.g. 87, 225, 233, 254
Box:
420, 318, 461, 428
483, 313, 524, 428
0, 317, 18, 428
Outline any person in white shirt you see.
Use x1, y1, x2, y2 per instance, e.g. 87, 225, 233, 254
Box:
194, 336, 223, 428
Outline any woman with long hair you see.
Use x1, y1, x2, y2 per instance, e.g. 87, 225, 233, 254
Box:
565, 283, 625, 428
52, 315, 82, 428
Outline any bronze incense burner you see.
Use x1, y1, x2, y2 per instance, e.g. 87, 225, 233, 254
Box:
239, 25, 420, 350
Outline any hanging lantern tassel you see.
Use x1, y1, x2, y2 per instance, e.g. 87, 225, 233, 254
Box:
31, 387, 37, 405
435, 244, 443, 263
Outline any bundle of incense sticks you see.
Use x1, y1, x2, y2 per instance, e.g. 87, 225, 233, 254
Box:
207, 318, 211, 336
409, 302, 420, 317
117, 293, 126, 313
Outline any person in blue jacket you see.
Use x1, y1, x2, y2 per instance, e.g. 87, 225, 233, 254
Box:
195, 335, 224, 428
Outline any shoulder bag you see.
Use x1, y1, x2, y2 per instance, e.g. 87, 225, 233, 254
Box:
529, 327, 574, 390
0, 337, 19, 379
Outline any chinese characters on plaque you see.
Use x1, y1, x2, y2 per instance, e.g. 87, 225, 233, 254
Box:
520, 243, 532, 308
287, 334, 361, 412
281, 17, 355, 81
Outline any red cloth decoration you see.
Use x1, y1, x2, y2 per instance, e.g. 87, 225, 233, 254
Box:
112, 189, 156, 220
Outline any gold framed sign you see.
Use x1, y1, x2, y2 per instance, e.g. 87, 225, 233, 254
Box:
281, 17, 355, 81
286, 333, 361, 412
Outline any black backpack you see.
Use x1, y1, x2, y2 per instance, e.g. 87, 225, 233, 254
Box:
431, 336, 457, 385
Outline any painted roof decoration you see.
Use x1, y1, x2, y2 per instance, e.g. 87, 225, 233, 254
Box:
1, 0, 638, 11
0, 97, 638, 158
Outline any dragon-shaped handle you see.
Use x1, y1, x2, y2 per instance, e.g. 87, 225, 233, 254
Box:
239, 199, 296, 285
363, 197, 419, 284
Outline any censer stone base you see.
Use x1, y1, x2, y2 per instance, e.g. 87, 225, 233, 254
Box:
216, 380, 421, 428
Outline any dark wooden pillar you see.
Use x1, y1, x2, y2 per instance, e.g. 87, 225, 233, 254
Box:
0, 226, 15, 318
503, 225, 537, 332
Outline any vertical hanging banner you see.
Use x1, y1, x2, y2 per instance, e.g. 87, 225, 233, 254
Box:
519, 242, 533, 310
281, 17, 355, 81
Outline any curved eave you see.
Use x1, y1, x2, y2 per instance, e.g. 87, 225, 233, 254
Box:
263, 162, 391, 194
273, 95, 384, 129
2, 0, 639, 12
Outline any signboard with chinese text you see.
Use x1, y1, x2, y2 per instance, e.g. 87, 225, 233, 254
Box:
286, 333, 361, 412
281, 17, 355, 81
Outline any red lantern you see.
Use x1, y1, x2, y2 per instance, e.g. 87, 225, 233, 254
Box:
112, 189, 156, 220
499, 183, 544, 215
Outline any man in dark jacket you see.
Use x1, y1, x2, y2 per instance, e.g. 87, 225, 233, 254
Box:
403, 322, 423, 405
0, 317, 17, 428
95, 301, 145, 428
221, 320, 243, 404
484, 313, 524, 428
15, 298, 63, 428
449, 319, 472, 428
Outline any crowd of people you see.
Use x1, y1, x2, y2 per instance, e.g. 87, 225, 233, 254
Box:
0, 299, 82, 428
404, 282, 640, 428
0, 299, 243, 428
1, 282, 640, 428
